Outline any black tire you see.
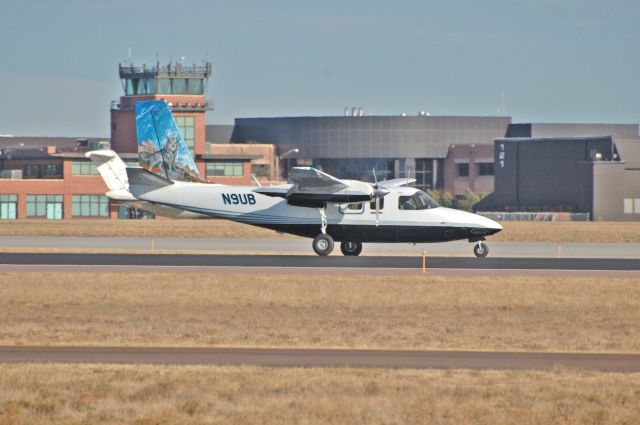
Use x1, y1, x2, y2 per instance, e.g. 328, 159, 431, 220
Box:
340, 241, 363, 256
473, 242, 489, 258
312, 234, 334, 256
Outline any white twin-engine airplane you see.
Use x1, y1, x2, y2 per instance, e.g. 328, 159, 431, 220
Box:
88, 100, 502, 257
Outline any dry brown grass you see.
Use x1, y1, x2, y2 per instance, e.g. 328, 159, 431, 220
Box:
1, 219, 640, 242
494, 221, 640, 243
2, 272, 639, 352
0, 219, 289, 239
1, 364, 639, 425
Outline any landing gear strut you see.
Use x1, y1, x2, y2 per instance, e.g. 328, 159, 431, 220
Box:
473, 241, 489, 258
312, 206, 334, 256
340, 241, 362, 256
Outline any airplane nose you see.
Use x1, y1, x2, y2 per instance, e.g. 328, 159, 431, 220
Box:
469, 213, 502, 235
482, 216, 503, 234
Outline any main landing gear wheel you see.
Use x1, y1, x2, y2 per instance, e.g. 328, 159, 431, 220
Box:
312, 234, 334, 256
473, 242, 489, 258
340, 241, 363, 256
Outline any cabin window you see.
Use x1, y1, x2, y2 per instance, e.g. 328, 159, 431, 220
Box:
398, 191, 440, 210
339, 203, 364, 214
369, 198, 384, 211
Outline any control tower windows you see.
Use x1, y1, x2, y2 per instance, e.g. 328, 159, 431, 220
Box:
188, 79, 203, 94
124, 78, 206, 95
157, 79, 171, 93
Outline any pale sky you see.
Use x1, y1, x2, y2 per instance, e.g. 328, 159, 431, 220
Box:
0, 0, 638, 136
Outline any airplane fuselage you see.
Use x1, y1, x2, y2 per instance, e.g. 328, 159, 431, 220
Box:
131, 182, 502, 244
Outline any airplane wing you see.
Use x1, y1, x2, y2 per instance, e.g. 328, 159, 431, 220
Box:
377, 177, 417, 188
253, 167, 381, 207
287, 167, 349, 192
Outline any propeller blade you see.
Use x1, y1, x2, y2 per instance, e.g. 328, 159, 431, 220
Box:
375, 196, 380, 227
373, 187, 390, 198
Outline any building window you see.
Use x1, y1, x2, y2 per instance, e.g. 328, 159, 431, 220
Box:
157, 79, 171, 94
26, 194, 63, 219
187, 78, 204, 94
625, 198, 640, 214
457, 163, 469, 177
173, 78, 187, 94
72, 195, 109, 217
175, 116, 195, 159
43, 164, 62, 178
72, 160, 99, 175
206, 161, 244, 177
24, 164, 40, 178
0, 194, 17, 219
478, 163, 494, 176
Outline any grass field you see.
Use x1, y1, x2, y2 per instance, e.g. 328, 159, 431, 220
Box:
1, 219, 640, 243
1, 364, 639, 425
2, 271, 639, 352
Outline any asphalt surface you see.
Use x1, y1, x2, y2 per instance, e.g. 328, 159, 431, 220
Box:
0, 252, 639, 270
2, 236, 640, 258
1, 346, 639, 372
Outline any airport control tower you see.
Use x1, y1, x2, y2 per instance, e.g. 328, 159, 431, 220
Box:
110, 61, 213, 162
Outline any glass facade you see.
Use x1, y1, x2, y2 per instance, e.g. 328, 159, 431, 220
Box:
0, 195, 17, 219
175, 116, 195, 159
26, 195, 63, 219
206, 161, 243, 177
43, 164, 62, 178
24, 164, 39, 178
72, 195, 109, 217
72, 160, 99, 176
312, 158, 395, 181
124, 78, 205, 95
457, 163, 469, 177
479, 163, 494, 176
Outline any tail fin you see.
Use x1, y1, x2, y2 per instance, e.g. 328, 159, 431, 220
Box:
135, 100, 203, 182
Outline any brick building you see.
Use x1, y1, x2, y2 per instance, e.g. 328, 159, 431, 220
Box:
0, 61, 267, 220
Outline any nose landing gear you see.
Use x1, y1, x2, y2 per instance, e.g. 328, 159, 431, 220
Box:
473, 241, 489, 258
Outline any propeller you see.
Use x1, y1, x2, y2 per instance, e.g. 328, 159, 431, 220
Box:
371, 169, 389, 227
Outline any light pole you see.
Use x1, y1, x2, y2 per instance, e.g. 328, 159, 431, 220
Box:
276, 148, 299, 181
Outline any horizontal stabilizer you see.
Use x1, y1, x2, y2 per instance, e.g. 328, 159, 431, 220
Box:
126, 167, 174, 189
85, 149, 129, 192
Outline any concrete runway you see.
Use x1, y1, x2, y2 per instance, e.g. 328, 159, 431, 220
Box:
2, 236, 640, 258
0, 252, 639, 270
1, 346, 639, 372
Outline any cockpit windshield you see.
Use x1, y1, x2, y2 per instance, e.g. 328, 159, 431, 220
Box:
398, 190, 440, 210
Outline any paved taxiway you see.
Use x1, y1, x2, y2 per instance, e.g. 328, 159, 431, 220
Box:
2, 236, 640, 258
1, 346, 639, 372
0, 252, 638, 270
